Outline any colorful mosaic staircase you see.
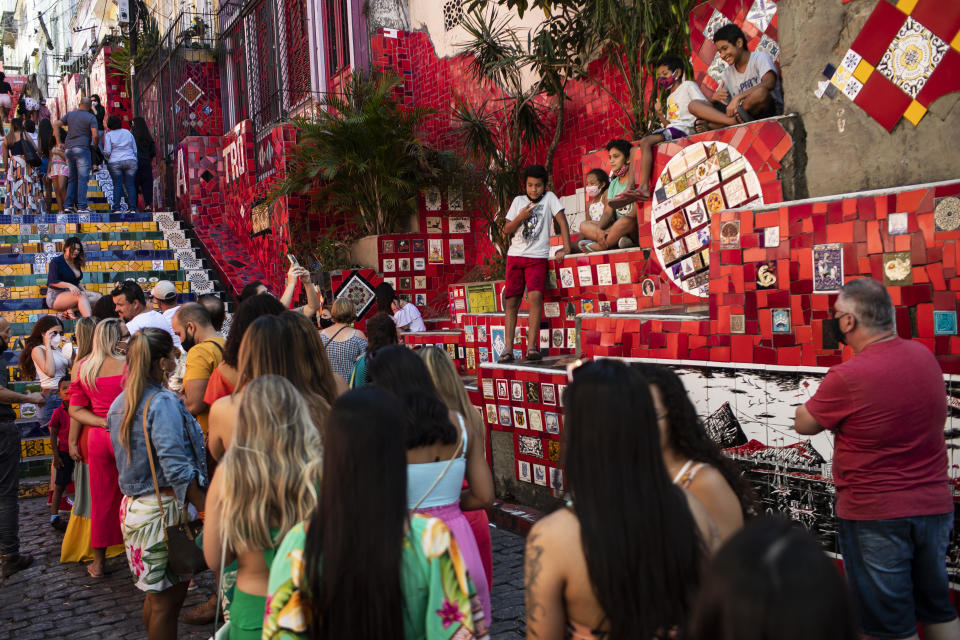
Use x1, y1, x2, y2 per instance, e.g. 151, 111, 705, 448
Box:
1, 174, 229, 495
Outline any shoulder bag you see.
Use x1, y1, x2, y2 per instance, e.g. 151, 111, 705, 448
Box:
142, 392, 208, 577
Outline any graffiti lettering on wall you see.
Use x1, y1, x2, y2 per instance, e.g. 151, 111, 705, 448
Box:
256, 133, 276, 182
175, 148, 188, 198
223, 123, 248, 184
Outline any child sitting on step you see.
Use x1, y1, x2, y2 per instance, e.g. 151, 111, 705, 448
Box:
500, 164, 571, 362
691, 24, 783, 132
577, 140, 639, 252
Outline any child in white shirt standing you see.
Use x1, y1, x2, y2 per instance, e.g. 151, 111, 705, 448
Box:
500, 164, 571, 362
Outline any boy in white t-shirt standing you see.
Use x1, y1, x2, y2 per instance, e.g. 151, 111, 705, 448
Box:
500, 164, 571, 363
626, 54, 709, 201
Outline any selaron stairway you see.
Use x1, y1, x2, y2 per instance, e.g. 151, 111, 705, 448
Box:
0, 166, 228, 496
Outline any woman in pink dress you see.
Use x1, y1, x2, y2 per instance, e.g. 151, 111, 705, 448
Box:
69, 318, 130, 577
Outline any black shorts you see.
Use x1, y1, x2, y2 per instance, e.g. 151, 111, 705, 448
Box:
54, 454, 75, 487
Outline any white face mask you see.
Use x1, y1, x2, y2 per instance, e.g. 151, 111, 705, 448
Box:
585, 185, 603, 198
50, 334, 61, 349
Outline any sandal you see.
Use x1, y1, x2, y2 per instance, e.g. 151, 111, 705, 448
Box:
736, 105, 754, 124
496, 353, 515, 364
86, 564, 105, 579
525, 350, 543, 362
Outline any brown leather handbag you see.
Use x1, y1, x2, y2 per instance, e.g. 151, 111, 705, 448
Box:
141, 393, 207, 577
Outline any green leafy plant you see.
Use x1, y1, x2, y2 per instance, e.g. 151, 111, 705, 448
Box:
286, 217, 358, 273
451, 7, 550, 262
469, 0, 695, 139
268, 69, 454, 236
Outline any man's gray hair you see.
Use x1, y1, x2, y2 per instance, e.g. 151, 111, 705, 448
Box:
839, 278, 894, 330
79, 97, 92, 109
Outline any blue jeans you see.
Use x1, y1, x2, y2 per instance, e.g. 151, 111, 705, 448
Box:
108, 158, 138, 211
839, 514, 957, 638
0, 421, 21, 555
65, 146, 92, 209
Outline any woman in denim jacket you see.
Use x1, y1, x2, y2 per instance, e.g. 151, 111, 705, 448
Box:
107, 328, 207, 639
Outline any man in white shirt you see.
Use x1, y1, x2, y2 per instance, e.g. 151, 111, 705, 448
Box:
392, 297, 426, 333
112, 281, 182, 350
150, 280, 181, 322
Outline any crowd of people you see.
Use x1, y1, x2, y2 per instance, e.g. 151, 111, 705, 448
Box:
0, 91, 156, 217
0, 252, 956, 640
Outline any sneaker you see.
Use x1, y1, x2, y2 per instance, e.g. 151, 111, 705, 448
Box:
76, 207, 92, 214
1, 553, 34, 579
618, 236, 636, 249
62, 206, 76, 214
51, 516, 68, 532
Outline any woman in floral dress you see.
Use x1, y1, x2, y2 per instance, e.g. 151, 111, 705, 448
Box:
264, 387, 488, 640
3, 117, 45, 215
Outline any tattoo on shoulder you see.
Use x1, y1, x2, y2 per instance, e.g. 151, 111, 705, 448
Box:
525, 532, 547, 636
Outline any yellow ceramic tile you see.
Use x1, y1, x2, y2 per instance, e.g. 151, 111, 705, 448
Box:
952, 29, 960, 53
903, 100, 927, 125
853, 59, 874, 84
895, 0, 918, 13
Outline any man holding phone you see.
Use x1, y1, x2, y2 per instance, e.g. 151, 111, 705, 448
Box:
238, 257, 322, 320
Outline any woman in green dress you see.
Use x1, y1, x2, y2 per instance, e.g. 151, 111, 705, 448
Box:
263, 387, 489, 639
203, 375, 322, 639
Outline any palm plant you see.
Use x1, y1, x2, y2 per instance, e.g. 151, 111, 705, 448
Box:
269, 70, 448, 236
470, 0, 695, 139
452, 7, 550, 262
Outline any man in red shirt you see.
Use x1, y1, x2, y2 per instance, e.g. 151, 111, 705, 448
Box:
795, 278, 957, 640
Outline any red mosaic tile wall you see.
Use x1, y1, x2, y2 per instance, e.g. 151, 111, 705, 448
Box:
174, 135, 222, 225
89, 47, 133, 126
708, 181, 960, 372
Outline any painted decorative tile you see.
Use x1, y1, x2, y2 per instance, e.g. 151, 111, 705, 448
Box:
598, 300, 612, 313
566, 328, 577, 349
882, 251, 913, 285
719, 220, 741, 250
499, 405, 512, 427
813, 243, 843, 292
383, 277, 397, 289
511, 380, 524, 402
414, 293, 427, 306
551, 329, 564, 349
596, 263, 613, 286
559, 267, 574, 288
703, 8, 731, 40
482, 378, 494, 398
478, 347, 489, 363
875, 17, 947, 99
764, 226, 780, 247
746, 0, 777, 33
398, 258, 411, 271
549, 466, 564, 491
412, 239, 425, 253
581, 299, 595, 314
496, 378, 508, 399
426, 216, 442, 233
447, 187, 464, 211
528, 409, 543, 432
526, 381, 540, 403
382, 239, 394, 253
541, 383, 556, 405
448, 239, 465, 264
399, 277, 412, 290
934, 197, 960, 232
887, 212, 909, 235
533, 464, 548, 487
771, 308, 792, 333
544, 301, 560, 318
577, 265, 593, 287
730, 314, 746, 334
518, 459, 531, 482
486, 404, 497, 424
513, 407, 527, 430
414, 275, 427, 289
448, 216, 470, 233
334, 271, 376, 317
706, 52, 727, 84
519, 434, 542, 458
540, 329, 550, 349
618, 297, 639, 312
933, 311, 957, 336
423, 188, 442, 211
398, 239, 410, 253
756, 261, 777, 289
428, 239, 443, 263
545, 411, 560, 435
755, 34, 780, 60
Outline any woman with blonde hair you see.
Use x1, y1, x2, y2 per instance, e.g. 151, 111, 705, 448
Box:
420, 346, 495, 588
204, 375, 322, 639
319, 298, 367, 380
208, 312, 340, 460
107, 328, 207, 639
66, 318, 129, 576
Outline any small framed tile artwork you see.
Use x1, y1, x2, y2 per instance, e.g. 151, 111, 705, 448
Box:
498, 406, 512, 427
545, 411, 560, 434
933, 311, 957, 336
772, 308, 791, 334
518, 460, 532, 482
533, 464, 548, 487
541, 383, 556, 405
887, 212, 908, 236
398, 258, 411, 271
511, 380, 524, 402
730, 314, 745, 334
413, 257, 425, 271
485, 404, 497, 424
496, 379, 508, 399
513, 407, 527, 429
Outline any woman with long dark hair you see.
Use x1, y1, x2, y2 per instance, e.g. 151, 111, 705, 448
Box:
369, 345, 493, 622
525, 359, 719, 639
18, 315, 69, 427
208, 312, 338, 460
107, 328, 206, 638
347, 312, 398, 388
688, 516, 858, 640
47, 237, 101, 318
262, 388, 487, 639
633, 363, 755, 541
131, 116, 156, 211
202, 293, 286, 406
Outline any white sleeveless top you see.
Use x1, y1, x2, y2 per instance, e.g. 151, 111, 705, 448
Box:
35, 345, 70, 389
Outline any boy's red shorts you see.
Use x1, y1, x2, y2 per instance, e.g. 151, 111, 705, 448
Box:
504, 256, 548, 298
